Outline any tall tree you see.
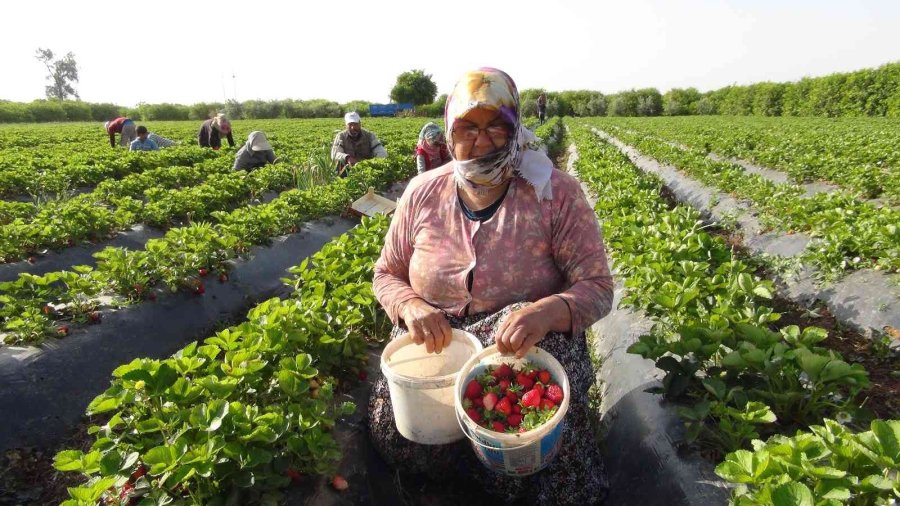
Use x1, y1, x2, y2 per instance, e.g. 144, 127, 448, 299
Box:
35, 48, 80, 100
389, 69, 438, 106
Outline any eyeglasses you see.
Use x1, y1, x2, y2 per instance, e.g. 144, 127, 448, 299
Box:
452, 124, 510, 142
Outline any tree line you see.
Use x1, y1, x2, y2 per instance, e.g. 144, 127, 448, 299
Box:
1, 61, 897, 123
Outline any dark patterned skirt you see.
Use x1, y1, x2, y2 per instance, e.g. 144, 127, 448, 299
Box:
368, 303, 609, 505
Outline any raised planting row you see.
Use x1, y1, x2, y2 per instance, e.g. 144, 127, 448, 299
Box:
0, 155, 413, 346
532, 116, 565, 159
587, 120, 899, 281
51, 214, 393, 506
590, 116, 900, 202
568, 123, 897, 505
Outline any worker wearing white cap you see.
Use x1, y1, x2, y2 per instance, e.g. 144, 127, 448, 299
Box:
331, 111, 387, 177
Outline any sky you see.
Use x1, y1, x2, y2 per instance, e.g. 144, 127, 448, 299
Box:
2, 0, 898, 107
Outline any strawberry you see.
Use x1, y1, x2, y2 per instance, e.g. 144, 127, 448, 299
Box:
532, 382, 545, 397
541, 399, 557, 411
515, 372, 534, 391
518, 426, 529, 433
129, 465, 147, 481
524, 367, 538, 380
286, 468, 302, 483
27, 256, 37, 264
505, 390, 519, 403
498, 379, 511, 392
466, 408, 482, 423
147, 291, 157, 301
545, 384, 564, 404
358, 370, 368, 381
42, 305, 52, 315
89, 311, 101, 323
506, 413, 523, 427
119, 482, 134, 499
513, 404, 522, 415
464, 379, 483, 400
57, 324, 69, 336
473, 397, 484, 408
491, 421, 507, 432
218, 272, 229, 283
194, 283, 205, 295
493, 363, 514, 379
331, 475, 349, 491
496, 397, 513, 416
133, 283, 144, 294
522, 389, 542, 409
67, 239, 75, 247
198, 268, 209, 277
538, 370, 551, 385
482, 392, 498, 411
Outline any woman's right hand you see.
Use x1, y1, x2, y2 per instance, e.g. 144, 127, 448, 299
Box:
399, 298, 452, 354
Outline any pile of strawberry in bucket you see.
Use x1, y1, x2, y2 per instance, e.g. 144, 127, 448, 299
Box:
461, 361, 565, 433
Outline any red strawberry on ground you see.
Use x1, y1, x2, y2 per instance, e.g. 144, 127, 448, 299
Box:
482, 392, 498, 411
331, 475, 349, 491
545, 384, 564, 404
493, 363, 514, 379
42, 305, 52, 315
464, 379, 483, 400
194, 283, 205, 295
496, 397, 513, 416
57, 325, 69, 336
89, 311, 101, 323
199, 268, 209, 277
27, 256, 37, 264
515, 372, 534, 391
466, 408, 482, 423
538, 370, 551, 385
491, 421, 507, 432
541, 399, 557, 411
522, 389, 542, 409
286, 468, 302, 483
147, 291, 157, 301
506, 413, 523, 427
219, 273, 229, 283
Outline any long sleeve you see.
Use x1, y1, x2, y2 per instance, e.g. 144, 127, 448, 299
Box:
265, 150, 276, 164
415, 155, 427, 174
549, 177, 614, 336
109, 131, 116, 148
226, 131, 235, 147
373, 189, 423, 326
370, 133, 387, 158
331, 132, 348, 164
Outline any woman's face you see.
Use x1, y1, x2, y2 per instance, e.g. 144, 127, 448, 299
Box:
451, 107, 510, 161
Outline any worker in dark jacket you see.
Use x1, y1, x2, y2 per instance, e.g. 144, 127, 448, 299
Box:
198, 113, 235, 149
233, 131, 276, 170
331, 112, 387, 177
105, 117, 137, 148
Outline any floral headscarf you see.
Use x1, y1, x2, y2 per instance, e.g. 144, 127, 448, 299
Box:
445, 67, 553, 200
417, 122, 445, 159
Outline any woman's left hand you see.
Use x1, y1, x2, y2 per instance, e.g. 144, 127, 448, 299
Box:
494, 304, 552, 358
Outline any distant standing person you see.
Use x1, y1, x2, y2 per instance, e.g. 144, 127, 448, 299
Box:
105, 116, 137, 148
233, 131, 277, 170
414, 122, 451, 174
129, 126, 159, 151
331, 112, 387, 177
537, 93, 547, 125
198, 113, 235, 150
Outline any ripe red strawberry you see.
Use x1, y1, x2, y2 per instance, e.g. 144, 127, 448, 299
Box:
194, 283, 205, 295
493, 363, 514, 379
538, 370, 551, 385
331, 475, 348, 491
498, 379, 511, 392
541, 399, 557, 411
27, 256, 37, 264
482, 392, 498, 411
513, 404, 522, 415
518, 426, 529, 433
532, 382, 545, 397
496, 397, 513, 416
522, 389, 542, 409
89, 311, 101, 323
506, 414, 523, 427
286, 468, 302, 482
218, 273, 229, 283
119, 482, 134, 499
464, 379, 483, 400
147, 291, 157, 301
515, 372, 534, 391
505, 390, 519, 403
358, 370, 368, 381
525, 368, 538, 380
466, 408, 482, 423
473, 397, 484, 408
198, 268, 209, 277
491, 421, 507, 432
133, 283, 144, 294
57, 324, 69, 336
545, 384, 564, 404
42, 305, 52, 315
130, 465, 147, 481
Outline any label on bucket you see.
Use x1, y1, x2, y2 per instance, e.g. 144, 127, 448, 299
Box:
472, 420, 566, 477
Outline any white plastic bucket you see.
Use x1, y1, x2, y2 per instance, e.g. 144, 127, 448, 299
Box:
381, 328, 483, 445
454, 345, 570, 476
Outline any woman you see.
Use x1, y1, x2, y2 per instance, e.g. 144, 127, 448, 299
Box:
197, 113, 235, 149
370, 68, 613, 505
233, 131, 276, 170
414, 122, 452, 174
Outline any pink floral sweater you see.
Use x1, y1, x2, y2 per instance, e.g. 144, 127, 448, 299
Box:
373, 164, 614, 336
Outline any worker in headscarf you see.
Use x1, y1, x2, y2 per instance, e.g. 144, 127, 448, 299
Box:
198, 113, 235, 149
414, 122, 451, 174
233, 131, 277, 170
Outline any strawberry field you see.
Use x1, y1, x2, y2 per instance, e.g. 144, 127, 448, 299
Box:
0, 116, 896, 506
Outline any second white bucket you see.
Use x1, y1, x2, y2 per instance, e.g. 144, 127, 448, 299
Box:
380, 328, 483, 445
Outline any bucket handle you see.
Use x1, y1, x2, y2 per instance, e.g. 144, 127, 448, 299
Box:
455, 407, 531, 452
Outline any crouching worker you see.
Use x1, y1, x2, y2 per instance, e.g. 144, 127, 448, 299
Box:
129, 126, 159, 151
331, 112, 387, 177
233, 131, 276, 171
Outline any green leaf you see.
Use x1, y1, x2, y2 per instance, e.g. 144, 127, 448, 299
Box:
143, 445, 178, 474
771, 482, 813, 506
54, 450, 87, 472
870, 419, 900, 463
